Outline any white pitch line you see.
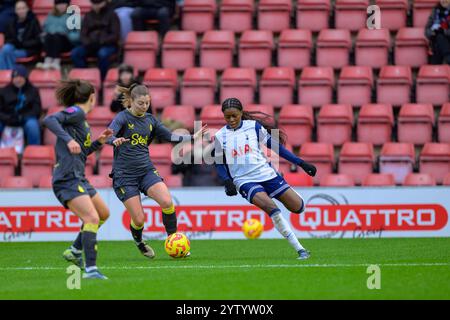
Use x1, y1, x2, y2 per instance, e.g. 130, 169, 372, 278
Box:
0, 262, 449, 271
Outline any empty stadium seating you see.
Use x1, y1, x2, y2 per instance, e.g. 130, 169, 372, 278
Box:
257, 0, 292, 32
438, 103, 450, 143
298, 66, 334, 107
1, 176, 33, 189
283, 172, 314, 187
200, 31, 235, 70
377, 65, 412, 106
357, 103, 394, 145
397, 103, 434, 145
161, 105, 196, 132
245, 104, 275, 118
320, 173, 355, 187
259, 67, 296, 107
335, 0, 369, 31
355, 28, 390, 68
416, 65, 450, 106
278, 105, 314, 147
277, 29, 312, 69
219, 0, 254, 32
0, 70, 12, 87
296, 0, 330, 31
317, 104, 354, 146
316, 29, 352, 68
299, 142, 335, 184
375, 0, 408, 30
239, 30, 274, 70
379, 142, 416, 184
338, 142, 375, 185
413, 0, 437, 28
38, 175, 53, 189
220, 68, 257, 105
165, 175, 183, 187
86, 153, 96, 176
403, 173, 436, 186
86, 175, 113, 188
98, 145, 114, 176
182, 0, 217, 32
200, 105, 226, 130
363, 173, 396, 186
143, 68, 178, 111
443, 173, 450, 186
419, 143, 450, 184
29, 69, 61, 110
86, 107, 115, 141
395, 28, 429, 67
162, 31, 197, 70
0, 147, 18, 178
21, 146, 55, 187
123, 31, 159, 72
32, 0, 54, 24
337, 66, 373, 106
181, 68, 217, 108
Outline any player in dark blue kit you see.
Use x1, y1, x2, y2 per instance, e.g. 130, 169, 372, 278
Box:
43, 79, 113, 279
108, 84, 207, 258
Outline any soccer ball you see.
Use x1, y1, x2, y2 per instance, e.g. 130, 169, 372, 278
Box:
242, 219, 264, 239
164, 232, 190, 258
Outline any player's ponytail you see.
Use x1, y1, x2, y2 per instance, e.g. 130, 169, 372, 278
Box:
55, 79, 95, 107
222, 98, 287, 145
117, 83, 149, 109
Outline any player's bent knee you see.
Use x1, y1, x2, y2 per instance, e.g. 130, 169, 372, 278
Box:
291, 200, 305, 215
84, 212, 100, 225
132, 215, 145, 228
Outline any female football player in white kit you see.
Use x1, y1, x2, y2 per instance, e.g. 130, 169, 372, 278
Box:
214, 98, 317, 259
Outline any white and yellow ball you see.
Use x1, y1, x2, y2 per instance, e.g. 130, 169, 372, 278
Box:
164, 232, 191, 258
242, 219, 264, 239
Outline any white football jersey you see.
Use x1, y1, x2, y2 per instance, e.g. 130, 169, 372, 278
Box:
214, 120, 278, 190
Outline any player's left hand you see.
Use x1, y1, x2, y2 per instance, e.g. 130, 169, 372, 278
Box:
192, 124, 208, 141
97, 128, 114, 144
299, 161, 317, 177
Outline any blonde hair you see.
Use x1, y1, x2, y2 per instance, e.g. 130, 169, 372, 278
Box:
117, 84, 149, 109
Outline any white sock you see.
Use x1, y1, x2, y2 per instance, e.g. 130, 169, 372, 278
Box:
85, 266, 98, 273
271, 210, 304, 252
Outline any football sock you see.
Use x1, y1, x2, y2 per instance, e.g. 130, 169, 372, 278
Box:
270, 209, 305, 252
72, 220, 105, 252
81, 223, 98, 270
162, 204, 177, 235
130, 220, 144, 244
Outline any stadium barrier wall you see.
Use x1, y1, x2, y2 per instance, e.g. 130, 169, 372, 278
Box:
0, 187, 449, 242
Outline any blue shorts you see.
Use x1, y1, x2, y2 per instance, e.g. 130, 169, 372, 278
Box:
113, 168, 163, 202
53, 177, 97, 209
238, 175, 291, 203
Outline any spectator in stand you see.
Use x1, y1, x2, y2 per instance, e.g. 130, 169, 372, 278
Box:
0, 1, 42, 70
111, 0, 137, 42
0, 0, 16, 34
71, 0, 121, 80
0, 65, 42, 145
131, 0, 177, 37
37, 0, 81, 71
425, 0, 450, 65
110, 64, 140, 113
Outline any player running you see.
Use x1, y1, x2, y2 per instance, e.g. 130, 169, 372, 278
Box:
214, 98, 317, 260
107, 84, 207, 259
43, 79, 113, 279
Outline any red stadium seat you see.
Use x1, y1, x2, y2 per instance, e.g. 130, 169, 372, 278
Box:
257, 0, 292, 32
298, 66, 335, 107
98, 145, 114, 176
86, 153, 96, 176
398, 103, 434, 145
320, 173, 355, 187
377, 65, 412, 106
165, 175, 183, 187
403, 173, 436, 186
419, 143, 450, 184
438, 103, 450, 143
283, 172, 314, 187
0, 70, 12, 87
32, 0, 53, 25
337, 66, 373, 106
181, 68, 217, 109
0, 147, 18, 178
395, 28, 429, 67
29, 69, 61, 111
379, 142, 416, 184
38, 175, 53, 189
124, 31, 159, 72
259, 67, 296, 108
335, 0, 369, 31
162, 31, 197, 70
443, 173, 450, 186
317, 104, 354, 146
239, 30, 274, 70
413, 0, 437, 28
68, 68, 101, 102
149, 144, 173, 178
316, 29, 352, 68
72, 0, 92, 15
277, 29, 312, 70
21, 146, 55, 187
200, 105, 226, 131
86, 107, 115, 141
375, 0, 408, 30
43, 106, 64, 145
220, 68, 257, 105
200, 31, 235, 70
86, 175, 112, 188
363, 173, 396, 186
182, 0, 217, 32
357, 103, 394, 145
338, 142, 375, 185
355, 28, 390, 68
296, 0, 330, 31
278, 105, 314, 147
1, 176, 33, 189
299, 142, 335, 184
416, 65, 450, 106
143, 68, 178, 111
103, 67, 139, 107
161, 105, 196, 132
219, 0, 254, 32
245, 104, 275, 118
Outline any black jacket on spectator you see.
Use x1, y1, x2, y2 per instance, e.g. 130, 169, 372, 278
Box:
81, 3, 121, 48
110, 79, 140, 113
0, 0, 16, 10
140, 0, 176, 14
4, 11, 42, 56
0, 81, 42, 126
111, 0, 138, 9
425, 4, 450, 39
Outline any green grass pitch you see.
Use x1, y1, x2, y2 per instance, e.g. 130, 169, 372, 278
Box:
0, 238, 449, 300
